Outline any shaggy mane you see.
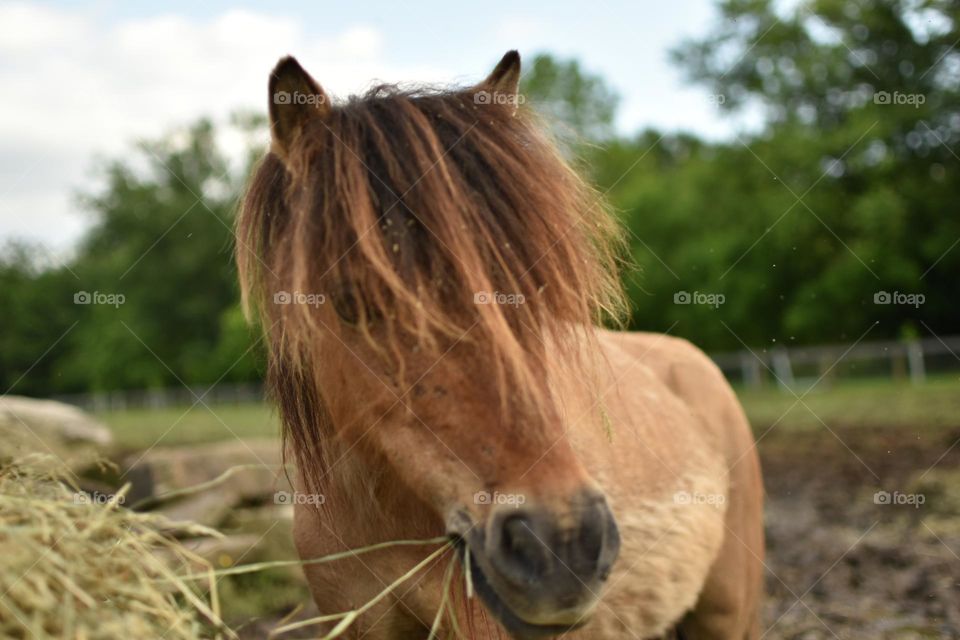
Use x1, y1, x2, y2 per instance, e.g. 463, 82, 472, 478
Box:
236, 82, 626, 495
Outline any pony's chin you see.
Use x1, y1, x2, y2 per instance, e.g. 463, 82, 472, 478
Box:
456, 540, 591, 640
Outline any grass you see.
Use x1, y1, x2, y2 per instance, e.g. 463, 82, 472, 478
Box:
84, 376, 960, 632
96, 402, 279, 450
0, 454, 227, 639
736, 374, 960, 432
95, 376, 960, 450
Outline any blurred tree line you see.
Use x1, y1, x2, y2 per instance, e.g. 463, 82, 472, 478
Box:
0, 120, 264, 395
2, 0, 957, 396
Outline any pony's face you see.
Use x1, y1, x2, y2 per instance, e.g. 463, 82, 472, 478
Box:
239, 52, 623, 637
319, 317, 619, 637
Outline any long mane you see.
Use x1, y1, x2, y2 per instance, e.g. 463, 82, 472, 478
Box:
236, 82, 626, 494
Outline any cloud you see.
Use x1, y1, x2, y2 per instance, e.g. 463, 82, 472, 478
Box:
0, 4, 444, 250
0, 3, 743, 252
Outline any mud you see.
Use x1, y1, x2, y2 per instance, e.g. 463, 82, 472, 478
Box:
759, 424, 960, 639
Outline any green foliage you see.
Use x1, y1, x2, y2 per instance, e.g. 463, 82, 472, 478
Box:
4, 20, 958, 394
66, 119, 256, 390
521, 53, 620, 143
3, 119, 266, 394
0, 244, 79, 395
601, 0, 960, 348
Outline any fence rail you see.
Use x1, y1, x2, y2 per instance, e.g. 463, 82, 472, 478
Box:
51, 336, 960, 410
710, 335, 960, 390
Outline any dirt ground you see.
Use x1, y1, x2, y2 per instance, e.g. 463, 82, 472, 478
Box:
234, 422, 960, 639
759, 423, 960, 639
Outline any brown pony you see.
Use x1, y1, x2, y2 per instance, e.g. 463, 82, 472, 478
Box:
237, 51, 763, 639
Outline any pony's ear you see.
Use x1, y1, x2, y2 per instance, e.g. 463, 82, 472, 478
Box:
268, 56, 330, 157
476, 50, 521, 114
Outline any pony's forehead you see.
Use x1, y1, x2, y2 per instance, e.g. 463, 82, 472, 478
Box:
320, 84, 508, 130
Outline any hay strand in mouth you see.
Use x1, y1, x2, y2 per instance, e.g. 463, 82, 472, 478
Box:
173, 536, 450, 582
427, 552, 458, 639
464, 545, 474, 600
270, 541, 455, 637
429, 550, 472, 640
136, 463, 456, 637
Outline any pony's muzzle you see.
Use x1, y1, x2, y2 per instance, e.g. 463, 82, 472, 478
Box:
472, 490, 620, 631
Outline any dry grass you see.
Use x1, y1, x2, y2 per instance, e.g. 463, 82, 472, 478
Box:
0, 454, 462, 640
0, 453, 231, 640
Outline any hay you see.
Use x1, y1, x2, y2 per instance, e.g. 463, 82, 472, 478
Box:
175, 536, 450, 583
0, 454, 463, 640
268, 542, 455, 638
0, 453, 231, 640
427, 552, 459, 640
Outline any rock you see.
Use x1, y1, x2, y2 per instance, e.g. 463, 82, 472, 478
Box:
0, 396, 113, 447
155, 489, 238, 528
124, 439, 291, 527
0, 397, 113, 475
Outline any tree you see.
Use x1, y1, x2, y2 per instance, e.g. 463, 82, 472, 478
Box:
521, 54, 620, 144
0, 243, 79, 395
606, 0, 960, 347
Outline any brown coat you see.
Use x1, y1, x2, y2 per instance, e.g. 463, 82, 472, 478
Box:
292, 330, 764, 639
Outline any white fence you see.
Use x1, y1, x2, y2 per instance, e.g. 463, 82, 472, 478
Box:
711, 335, 960, 391
51, 336, 960, 410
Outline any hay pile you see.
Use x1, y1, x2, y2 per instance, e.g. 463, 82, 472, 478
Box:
0, 452, 461, 639
0, 453, 230, 640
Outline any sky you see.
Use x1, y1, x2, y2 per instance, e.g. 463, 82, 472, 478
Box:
0, 1, 747, 252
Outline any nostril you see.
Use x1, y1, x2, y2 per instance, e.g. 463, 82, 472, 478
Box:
577, 510, 605, 570
496, 514, 549, 583
486, 500, 620, 589
569, 497, 619, 580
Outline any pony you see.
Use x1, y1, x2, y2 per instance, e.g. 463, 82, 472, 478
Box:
237, 50, 763, 639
